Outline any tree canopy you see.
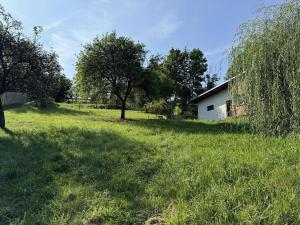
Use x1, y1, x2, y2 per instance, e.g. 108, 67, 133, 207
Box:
0, 5, 69, 128
163, 48, 209, 111
76, 32, 146, 119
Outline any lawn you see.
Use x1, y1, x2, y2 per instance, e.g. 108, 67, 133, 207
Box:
0, 103, 300, 225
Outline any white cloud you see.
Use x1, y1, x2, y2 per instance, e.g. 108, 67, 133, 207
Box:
204, 45, 231, 79
43, 18, 66, 31
44, 0, 183, 76
205, 45, 231, 57
50, 33, 79, 75
151, 14, 183, 39
46, 2, 119, 76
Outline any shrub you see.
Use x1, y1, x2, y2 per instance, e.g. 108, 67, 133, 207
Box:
182, 111, 195, 119
145, 99, 172, 116
173, 106, 182, 116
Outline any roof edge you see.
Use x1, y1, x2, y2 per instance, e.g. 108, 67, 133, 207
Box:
189, 77, 235, 104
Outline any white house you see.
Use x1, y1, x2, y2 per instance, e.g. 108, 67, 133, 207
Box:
190, 80, 232, 120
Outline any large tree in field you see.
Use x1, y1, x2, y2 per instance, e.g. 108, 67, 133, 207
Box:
76, 32, 146, 119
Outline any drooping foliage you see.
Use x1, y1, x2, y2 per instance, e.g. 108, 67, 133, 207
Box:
228, 0, 300, 135
144, 99, 173, 116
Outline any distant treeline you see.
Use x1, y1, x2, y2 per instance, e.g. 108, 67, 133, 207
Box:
75, 32, 219, 119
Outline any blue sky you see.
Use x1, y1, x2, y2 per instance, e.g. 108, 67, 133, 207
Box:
1, 0, 286, 80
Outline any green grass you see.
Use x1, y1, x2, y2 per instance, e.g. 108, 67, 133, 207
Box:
1, 103, 300, 225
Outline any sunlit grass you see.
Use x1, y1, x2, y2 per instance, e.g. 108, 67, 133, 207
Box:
1, 103, 299, 224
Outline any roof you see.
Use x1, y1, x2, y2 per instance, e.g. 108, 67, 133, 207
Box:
189, 79, 230, 104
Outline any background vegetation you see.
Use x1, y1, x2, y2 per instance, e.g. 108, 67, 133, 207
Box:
75, 33, 219, 119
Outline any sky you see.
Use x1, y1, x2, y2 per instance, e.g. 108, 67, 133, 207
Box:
1, 0, 286, 81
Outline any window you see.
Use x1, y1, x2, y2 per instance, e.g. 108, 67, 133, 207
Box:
207, 105, 214, 111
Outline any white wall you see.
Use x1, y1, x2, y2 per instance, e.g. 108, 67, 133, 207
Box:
197, 89, 229, 120
1, 92, 28, 106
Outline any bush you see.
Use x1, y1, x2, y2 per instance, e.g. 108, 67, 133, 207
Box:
173, 106, 182, 116
182, 111, 195, 119
145, 99, 172, 116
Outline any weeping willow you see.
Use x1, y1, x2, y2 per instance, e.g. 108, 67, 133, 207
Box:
228, 0, 300, 135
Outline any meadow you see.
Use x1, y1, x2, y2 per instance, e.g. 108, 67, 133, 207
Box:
0, 103, 299, 225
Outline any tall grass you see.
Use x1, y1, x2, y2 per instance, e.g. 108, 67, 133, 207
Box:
0, 103, 300, 224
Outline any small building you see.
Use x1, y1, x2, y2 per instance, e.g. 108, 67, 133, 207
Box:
0, 92, 28, 107
190, 78, 247, 120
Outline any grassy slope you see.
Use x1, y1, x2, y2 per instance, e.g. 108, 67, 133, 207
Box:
0, 103, 299, 225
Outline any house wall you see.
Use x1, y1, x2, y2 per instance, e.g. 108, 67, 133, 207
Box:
1, 92, 28, 106
197, 88, 230, 120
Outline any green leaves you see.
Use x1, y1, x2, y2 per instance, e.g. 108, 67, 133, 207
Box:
163, 48, 209, 111
76, 32, 146, 119
229, 0, 300, 135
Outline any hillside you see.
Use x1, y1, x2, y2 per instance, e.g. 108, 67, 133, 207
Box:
1, 104, 299, 224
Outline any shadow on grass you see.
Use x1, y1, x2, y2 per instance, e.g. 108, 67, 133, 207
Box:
0, 131, 60, 224
0, 127, 162, 224
2, 128, 15, 136
124, 118, 251, 135
4, 102, 89, 116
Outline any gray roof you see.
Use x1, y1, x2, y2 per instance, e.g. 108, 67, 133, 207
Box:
189, 78, 233, 104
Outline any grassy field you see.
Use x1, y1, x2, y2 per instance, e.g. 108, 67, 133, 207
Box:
0, 103, 300, 225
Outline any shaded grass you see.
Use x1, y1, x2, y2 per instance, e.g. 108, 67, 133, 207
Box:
0, 127, 163, 224
0, 104, 300, 224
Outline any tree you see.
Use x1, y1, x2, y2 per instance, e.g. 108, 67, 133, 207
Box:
228, 0, 300, 135
76, 32, 146, 119
0, 5, 34, 128
0, 5, 65, 128
26, 49, 63, 107
140, 55, 173, 104
163, 48, 208, 111
52, 74, 72, 102
205, 73, 219, 91
189, 49, 208, 96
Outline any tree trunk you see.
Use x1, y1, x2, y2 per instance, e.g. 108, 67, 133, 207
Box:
0, 97, 5, 129
120, 101, 126, 120
40, 99, 47, 108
